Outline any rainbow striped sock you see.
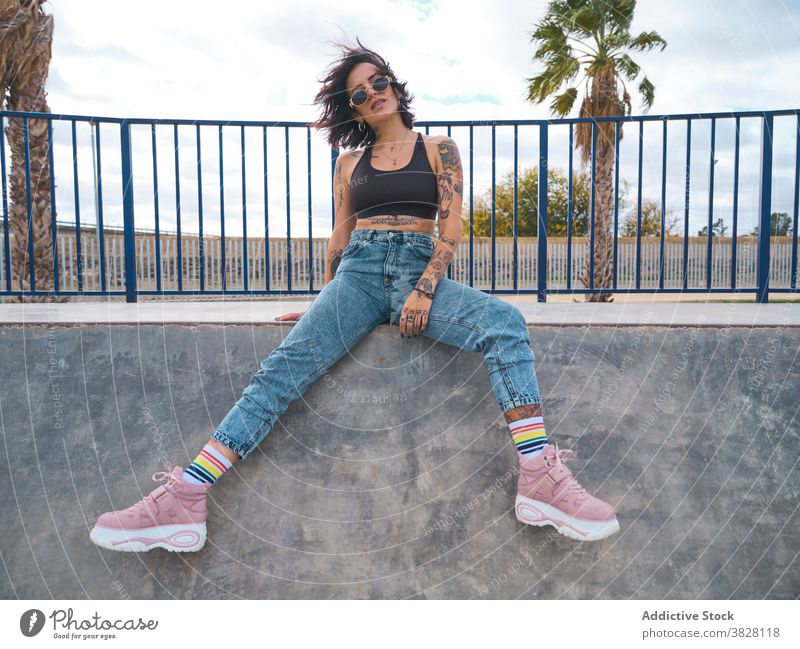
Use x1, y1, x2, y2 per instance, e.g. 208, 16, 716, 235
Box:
182, 443, 233, 485
508, 405, 548, 459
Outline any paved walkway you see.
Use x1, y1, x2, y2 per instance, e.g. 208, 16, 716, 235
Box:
1, 298, 797, 327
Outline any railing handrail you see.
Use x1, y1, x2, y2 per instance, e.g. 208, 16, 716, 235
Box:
0, 107, 798, 127
37, 222, 783, 242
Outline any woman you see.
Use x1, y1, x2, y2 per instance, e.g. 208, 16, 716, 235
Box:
89, 40, 619, 553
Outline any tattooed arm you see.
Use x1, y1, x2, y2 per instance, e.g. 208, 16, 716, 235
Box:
325, 152, 358, 286
415, 136, 464, 297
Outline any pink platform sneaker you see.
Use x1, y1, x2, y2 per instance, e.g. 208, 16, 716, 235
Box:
515, 443, 620, 542
90, 466, 212, 552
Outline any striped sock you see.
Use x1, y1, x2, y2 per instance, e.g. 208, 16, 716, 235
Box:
508, 404, 548, 460
182, 443, 233, 485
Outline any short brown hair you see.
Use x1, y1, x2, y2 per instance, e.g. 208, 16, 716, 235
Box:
310, 36, 416, 151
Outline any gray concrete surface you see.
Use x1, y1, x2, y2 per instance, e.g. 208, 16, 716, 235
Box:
0, 318, 798, 599
1, 299, 798, 327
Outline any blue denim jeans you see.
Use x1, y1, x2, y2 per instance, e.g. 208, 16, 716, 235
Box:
212, 228, 542, 460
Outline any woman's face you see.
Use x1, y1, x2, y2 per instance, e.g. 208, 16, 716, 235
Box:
345, 62, 398, 126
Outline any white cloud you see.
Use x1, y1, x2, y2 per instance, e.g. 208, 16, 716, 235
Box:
35, 0, 800, 237
46, 0, 800, 118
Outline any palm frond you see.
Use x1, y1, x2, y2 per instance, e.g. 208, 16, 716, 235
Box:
566, 35, 598, 57
628, 30, 668, 52
560, 54, 582, 82
605, 0, 636, 32
638, 76, 655, 109
550, 87, 579, 116
525, 72, 559, 104
530, 19, 568, 57
602, 32, 628, 54
616, 53, 640, 80
570, 5, 602, 36
526, 52, 581, 105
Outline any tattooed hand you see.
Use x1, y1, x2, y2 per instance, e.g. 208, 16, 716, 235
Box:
399, 290, 432, 337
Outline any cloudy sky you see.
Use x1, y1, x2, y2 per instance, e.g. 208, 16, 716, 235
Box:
38, 0, 800, 237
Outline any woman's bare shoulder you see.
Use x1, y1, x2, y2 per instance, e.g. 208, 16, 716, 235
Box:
337, 148, 367, 184
420, 132, 448, 174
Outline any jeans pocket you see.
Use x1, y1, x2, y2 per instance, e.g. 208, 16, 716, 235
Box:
408, 239, 434, 261
341, 239, 366, 260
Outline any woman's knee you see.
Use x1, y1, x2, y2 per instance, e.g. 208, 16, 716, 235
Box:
508, 305, 527, 329
512, 307, 532, 341
487, 304, 531, 351
486, 300, 526, 331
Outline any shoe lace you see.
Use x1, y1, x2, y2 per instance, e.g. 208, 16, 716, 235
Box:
543, 441, 575, 465
152, 470, 179, 486
137, 471, 179, 512
544, 443, 588, 496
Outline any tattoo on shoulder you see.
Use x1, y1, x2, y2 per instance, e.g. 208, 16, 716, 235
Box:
437, 137, 462, 173
436, 137, 463, 222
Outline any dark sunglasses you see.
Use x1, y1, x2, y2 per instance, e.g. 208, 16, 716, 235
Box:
348, 75, 395, 108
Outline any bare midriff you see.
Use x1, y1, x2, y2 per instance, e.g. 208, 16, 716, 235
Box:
354, 215, 435, 234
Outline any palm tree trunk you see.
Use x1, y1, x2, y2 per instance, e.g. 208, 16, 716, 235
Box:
577, 138, 615, 301
576, 69, 620, 303
1, 1, 64, 302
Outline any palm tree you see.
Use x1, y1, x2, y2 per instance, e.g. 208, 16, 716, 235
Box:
0, 0, 60, 303
525, 0, 666, 301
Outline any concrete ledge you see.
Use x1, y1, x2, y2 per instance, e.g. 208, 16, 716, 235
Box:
0, 299, 798, 327
0, 319, 797, 598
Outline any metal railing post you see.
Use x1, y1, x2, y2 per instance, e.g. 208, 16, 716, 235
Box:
537, 122, 548, 302
331, 147, 339, 229
756, 113, 773, 304
120, 120, 137, 302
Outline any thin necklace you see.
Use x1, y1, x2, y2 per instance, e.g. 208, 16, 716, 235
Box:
373, 131, 413, 166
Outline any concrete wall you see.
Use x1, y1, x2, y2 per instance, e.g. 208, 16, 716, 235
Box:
0, 322, 797, 599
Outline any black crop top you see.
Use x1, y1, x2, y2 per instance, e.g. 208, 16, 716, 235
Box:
349, 131, 438, 220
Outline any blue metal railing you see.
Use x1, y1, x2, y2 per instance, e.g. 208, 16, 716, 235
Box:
0, 108, 797, 303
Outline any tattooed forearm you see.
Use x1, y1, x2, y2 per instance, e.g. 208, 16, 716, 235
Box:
415, 236, 458, 295
418, 136, 463, 296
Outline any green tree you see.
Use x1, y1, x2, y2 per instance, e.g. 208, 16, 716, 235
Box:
697, 217, 728, 237
749, 212, 792, 237
463, 166, 596, 238
525, 0, 667, 301
621, 196, 680, 237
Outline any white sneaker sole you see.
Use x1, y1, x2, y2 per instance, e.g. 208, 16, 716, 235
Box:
515, 494, 620, 542
90, 522, 207, 553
